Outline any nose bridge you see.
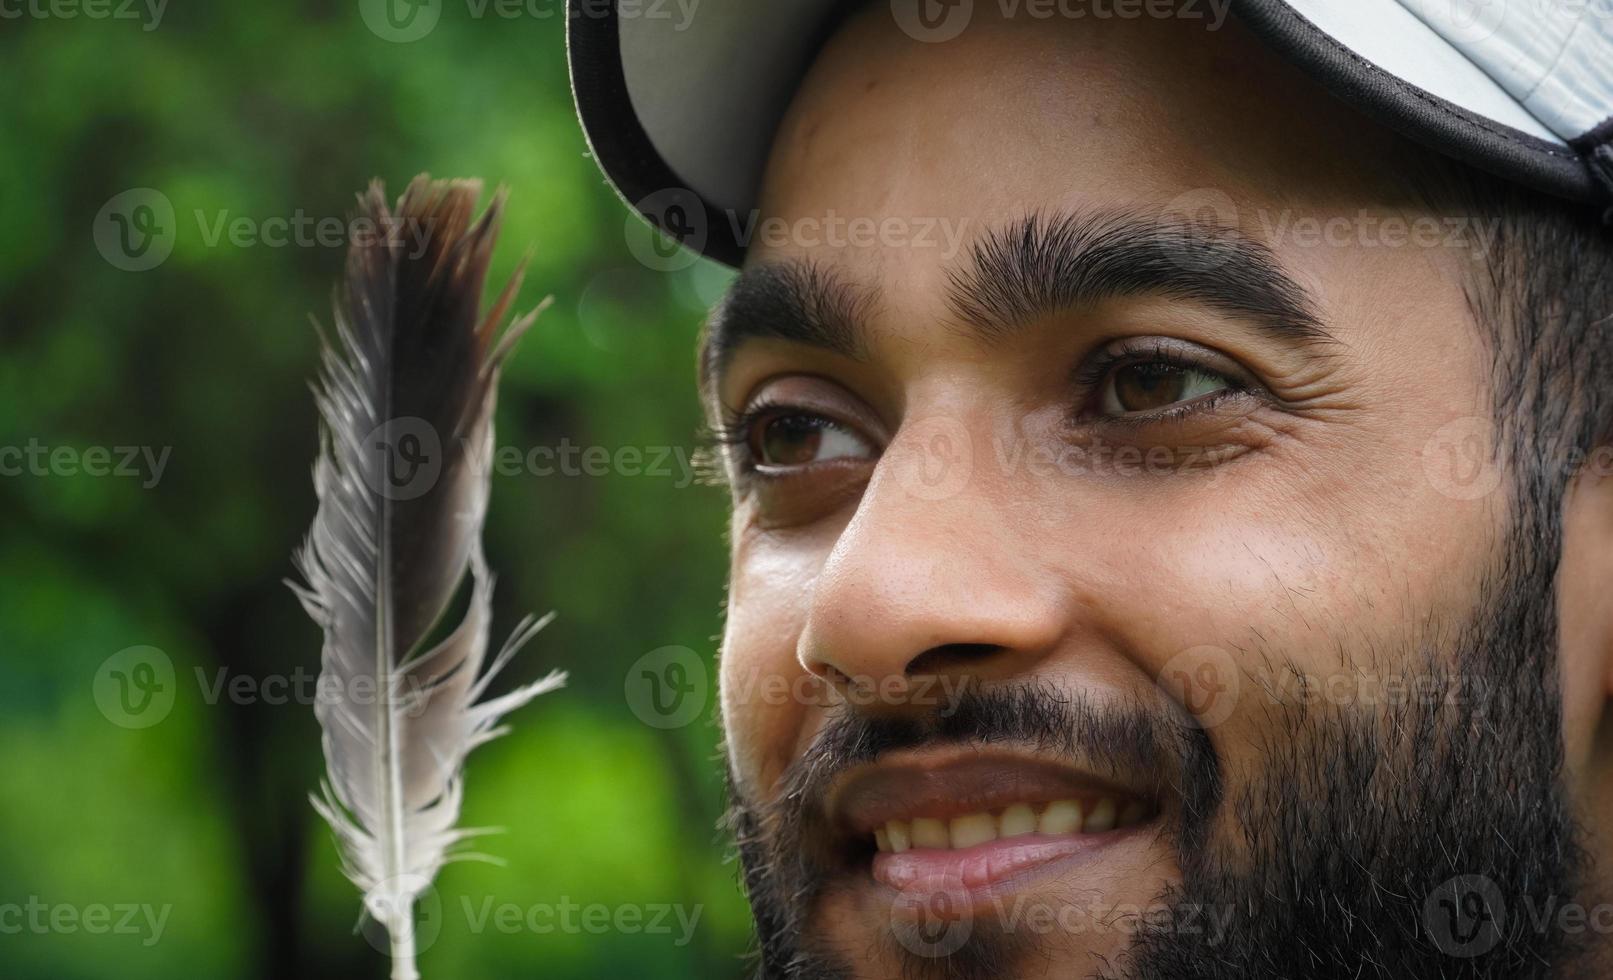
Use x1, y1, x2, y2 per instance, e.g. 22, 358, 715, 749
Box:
798, 416, 1061, 694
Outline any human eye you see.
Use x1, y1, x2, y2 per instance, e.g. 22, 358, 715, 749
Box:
711, 376, 882, 480
734, 408, 876, 472
709, 376, 883, 526
1077, 338, 1257, 424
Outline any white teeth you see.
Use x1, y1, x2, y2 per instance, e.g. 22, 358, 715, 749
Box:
874, 798, 1151, 851
910, 817, 949, 849
1039, 800, 1084, 835
950, 813, 997, 849
888, 820, 911, 853
999, 803, 1038, 838
1084, 798, 1117, 833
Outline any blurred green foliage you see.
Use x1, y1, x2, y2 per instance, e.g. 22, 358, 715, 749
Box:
0, 3, 747, 977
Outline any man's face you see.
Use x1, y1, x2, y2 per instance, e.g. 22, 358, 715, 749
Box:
705, 7, 1612, 980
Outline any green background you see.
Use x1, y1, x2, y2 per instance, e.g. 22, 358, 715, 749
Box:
0, 2, 749, 977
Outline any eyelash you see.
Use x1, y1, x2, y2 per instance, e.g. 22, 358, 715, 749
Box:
708, 395, 792, 452
710, 343, 1252, 473
707, 396, 847, 478
1071, 341, 1249, 425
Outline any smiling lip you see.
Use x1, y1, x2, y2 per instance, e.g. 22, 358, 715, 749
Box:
830, 748, 1156, 835
827, 748, 1160, 903
874, 832, 1136, 917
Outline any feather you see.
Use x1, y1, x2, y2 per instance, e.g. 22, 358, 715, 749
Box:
289, 176, 565, 980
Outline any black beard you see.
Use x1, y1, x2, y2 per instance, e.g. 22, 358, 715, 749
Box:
725, 517, 1600, 980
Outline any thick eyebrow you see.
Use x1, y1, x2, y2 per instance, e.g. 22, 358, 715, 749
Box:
699, 259, 874, 398
700, 209, 1333, 396
946, 210, 1333, 345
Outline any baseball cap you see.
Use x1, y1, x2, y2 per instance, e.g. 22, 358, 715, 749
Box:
568, 0, 1613, 267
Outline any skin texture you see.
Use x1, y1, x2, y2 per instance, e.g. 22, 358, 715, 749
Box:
707, 5, 1613, 978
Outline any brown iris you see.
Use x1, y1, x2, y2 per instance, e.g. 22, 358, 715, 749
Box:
1111, 363, 1192, 413
752, 415, 828, 467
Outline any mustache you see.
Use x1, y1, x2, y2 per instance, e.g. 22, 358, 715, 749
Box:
800, 683, 1214, 802
725, 683, 1223, 980
727, 683, 1223, 891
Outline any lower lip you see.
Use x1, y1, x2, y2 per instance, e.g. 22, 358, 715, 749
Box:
872, 833, 1131, 914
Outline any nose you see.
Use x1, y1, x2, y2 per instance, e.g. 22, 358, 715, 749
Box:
797, 427, 1066, 708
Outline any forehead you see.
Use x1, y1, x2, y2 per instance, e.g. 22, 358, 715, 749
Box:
751, 6, 1437, 277
715, 6, 1481, 397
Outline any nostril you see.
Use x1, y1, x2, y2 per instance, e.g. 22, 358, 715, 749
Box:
905, 643, 1007, 676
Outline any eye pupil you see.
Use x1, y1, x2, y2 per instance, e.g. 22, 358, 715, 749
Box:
756, 415, 826, 466
1113, 363, 1189, 413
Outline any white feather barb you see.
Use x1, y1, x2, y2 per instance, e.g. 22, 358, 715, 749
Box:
290, 176, 564, 980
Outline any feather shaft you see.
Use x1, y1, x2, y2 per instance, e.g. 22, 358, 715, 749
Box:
293, 176, 564, 979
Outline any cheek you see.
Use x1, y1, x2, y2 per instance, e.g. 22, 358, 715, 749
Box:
1072, 467, 1500, 761
721, 519, 835, 796
1557, 481, 1613, 773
